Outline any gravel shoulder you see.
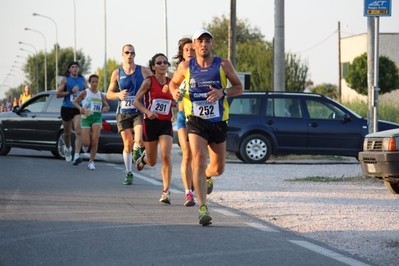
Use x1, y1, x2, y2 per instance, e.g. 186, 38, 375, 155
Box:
166, 149, 399, 266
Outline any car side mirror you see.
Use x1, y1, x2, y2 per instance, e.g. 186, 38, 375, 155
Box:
343, 114, 352, 122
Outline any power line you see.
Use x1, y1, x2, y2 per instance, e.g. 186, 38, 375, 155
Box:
292, 30, 337, 54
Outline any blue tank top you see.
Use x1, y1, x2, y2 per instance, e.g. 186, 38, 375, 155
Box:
117, 65, 145, 114
183, 57, 229, 122
62, 75, 85, 108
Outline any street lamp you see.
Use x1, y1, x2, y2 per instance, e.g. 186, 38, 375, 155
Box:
33, 12, 58, 90
7, 73, 17, 87
10, 69, 22, 85
19, 42, 39, 90
19, 47, 39, 94
163, 0, 168, 58
72, 0, 77, 61
25, 28, 47, 91
12, 65, 25, 83
104, 0, 107, 92
4, 76, 15, 87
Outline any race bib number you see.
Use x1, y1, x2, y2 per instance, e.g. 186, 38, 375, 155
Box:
70, 91, 82, 102
89, 101, 102, 112
192, 100, 220, 119
121, 96, 136, 110
150, 99, 172, 115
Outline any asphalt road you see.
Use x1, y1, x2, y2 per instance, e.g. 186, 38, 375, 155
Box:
0, 147, 373, 266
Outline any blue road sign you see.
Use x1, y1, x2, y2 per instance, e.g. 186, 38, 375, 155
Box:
364, 0, 392, 16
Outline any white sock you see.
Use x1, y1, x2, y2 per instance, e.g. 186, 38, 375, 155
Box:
123, 151, 132, 172
74, 153, 79, 158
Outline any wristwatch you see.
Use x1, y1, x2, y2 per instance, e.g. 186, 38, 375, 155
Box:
69, 90, 73, 95
223, 89, 228, 96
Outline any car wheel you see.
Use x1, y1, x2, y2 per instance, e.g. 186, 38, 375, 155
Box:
235, 152, 244, 162
52, 131, 66, 159
384, 181, 399, 194
239, 134, 271, 164
0, 127, 11, 155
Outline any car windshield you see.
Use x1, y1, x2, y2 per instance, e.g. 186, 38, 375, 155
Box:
21, 96, 48, 113
305, 98, 361, 120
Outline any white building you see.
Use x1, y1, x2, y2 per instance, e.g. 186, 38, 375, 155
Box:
341, 33, 399, 103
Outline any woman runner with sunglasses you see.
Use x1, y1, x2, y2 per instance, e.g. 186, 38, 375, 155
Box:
133, 53, 174, 204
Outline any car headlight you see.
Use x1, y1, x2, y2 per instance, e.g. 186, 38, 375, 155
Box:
382, 137, 398, 151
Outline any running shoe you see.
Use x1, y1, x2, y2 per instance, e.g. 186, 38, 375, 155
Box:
207, 177, 214, 194
73, 154, 82, 166
198, 205, 212, 226
136, 151, 146, 171
64, 146, 72, 163
87, 161, 95, 170
184, 191, 195, 207
132, 147, 141, 163
159, 191, 171, 204
123, 172, 133, 185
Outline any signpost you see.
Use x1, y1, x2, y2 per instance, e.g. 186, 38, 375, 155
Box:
364, 0, 391, 16
364, 0, 392, 133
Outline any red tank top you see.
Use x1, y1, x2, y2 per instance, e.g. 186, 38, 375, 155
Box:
143, 76, 173, 121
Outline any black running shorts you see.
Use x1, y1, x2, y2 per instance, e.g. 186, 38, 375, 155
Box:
186, 116, 228, 144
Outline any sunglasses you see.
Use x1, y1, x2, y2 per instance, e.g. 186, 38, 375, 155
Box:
156, 61, 169, 65
124, 51, 135, 55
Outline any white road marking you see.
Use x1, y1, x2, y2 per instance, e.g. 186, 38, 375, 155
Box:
246, 222, 280, 232
213, 208, 240, 216
289, 240, 371, 266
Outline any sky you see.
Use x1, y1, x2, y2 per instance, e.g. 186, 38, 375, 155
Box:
0, 0, 398, 98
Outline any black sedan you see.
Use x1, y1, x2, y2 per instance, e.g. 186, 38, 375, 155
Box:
0, 90, 123, 159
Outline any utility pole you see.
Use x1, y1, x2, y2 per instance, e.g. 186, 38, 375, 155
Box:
273, 0, 285, 91
164, 0, 168, 59
338, 21, 342, 101
104, 0, 107, 92
228, 0, 237, 67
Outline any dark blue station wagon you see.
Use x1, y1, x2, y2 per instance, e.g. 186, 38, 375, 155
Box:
226, 92, 399, 164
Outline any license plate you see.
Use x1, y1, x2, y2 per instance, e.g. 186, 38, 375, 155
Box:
367, 164, 376, 173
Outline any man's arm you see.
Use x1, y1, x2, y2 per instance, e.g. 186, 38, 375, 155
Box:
106, 69, 122, 100
221, 59, 243, 97
141, 66, 152, 79
56, 77, 68, 98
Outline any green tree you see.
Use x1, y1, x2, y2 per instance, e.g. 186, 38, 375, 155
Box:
310, 83, 338, 99
95, 59, 122, 92
285, 53, 308, 92
204, 15, 272, 91
203, 15, 308, 92
346, 52, 399, 95
22, 46, 91, 93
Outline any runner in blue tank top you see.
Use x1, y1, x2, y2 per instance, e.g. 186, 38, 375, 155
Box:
56, 61, 87, 166
169, 29, 243, 226
106, 44, 152, 185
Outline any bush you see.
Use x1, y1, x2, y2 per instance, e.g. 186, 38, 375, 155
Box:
342, 99, 399, 124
